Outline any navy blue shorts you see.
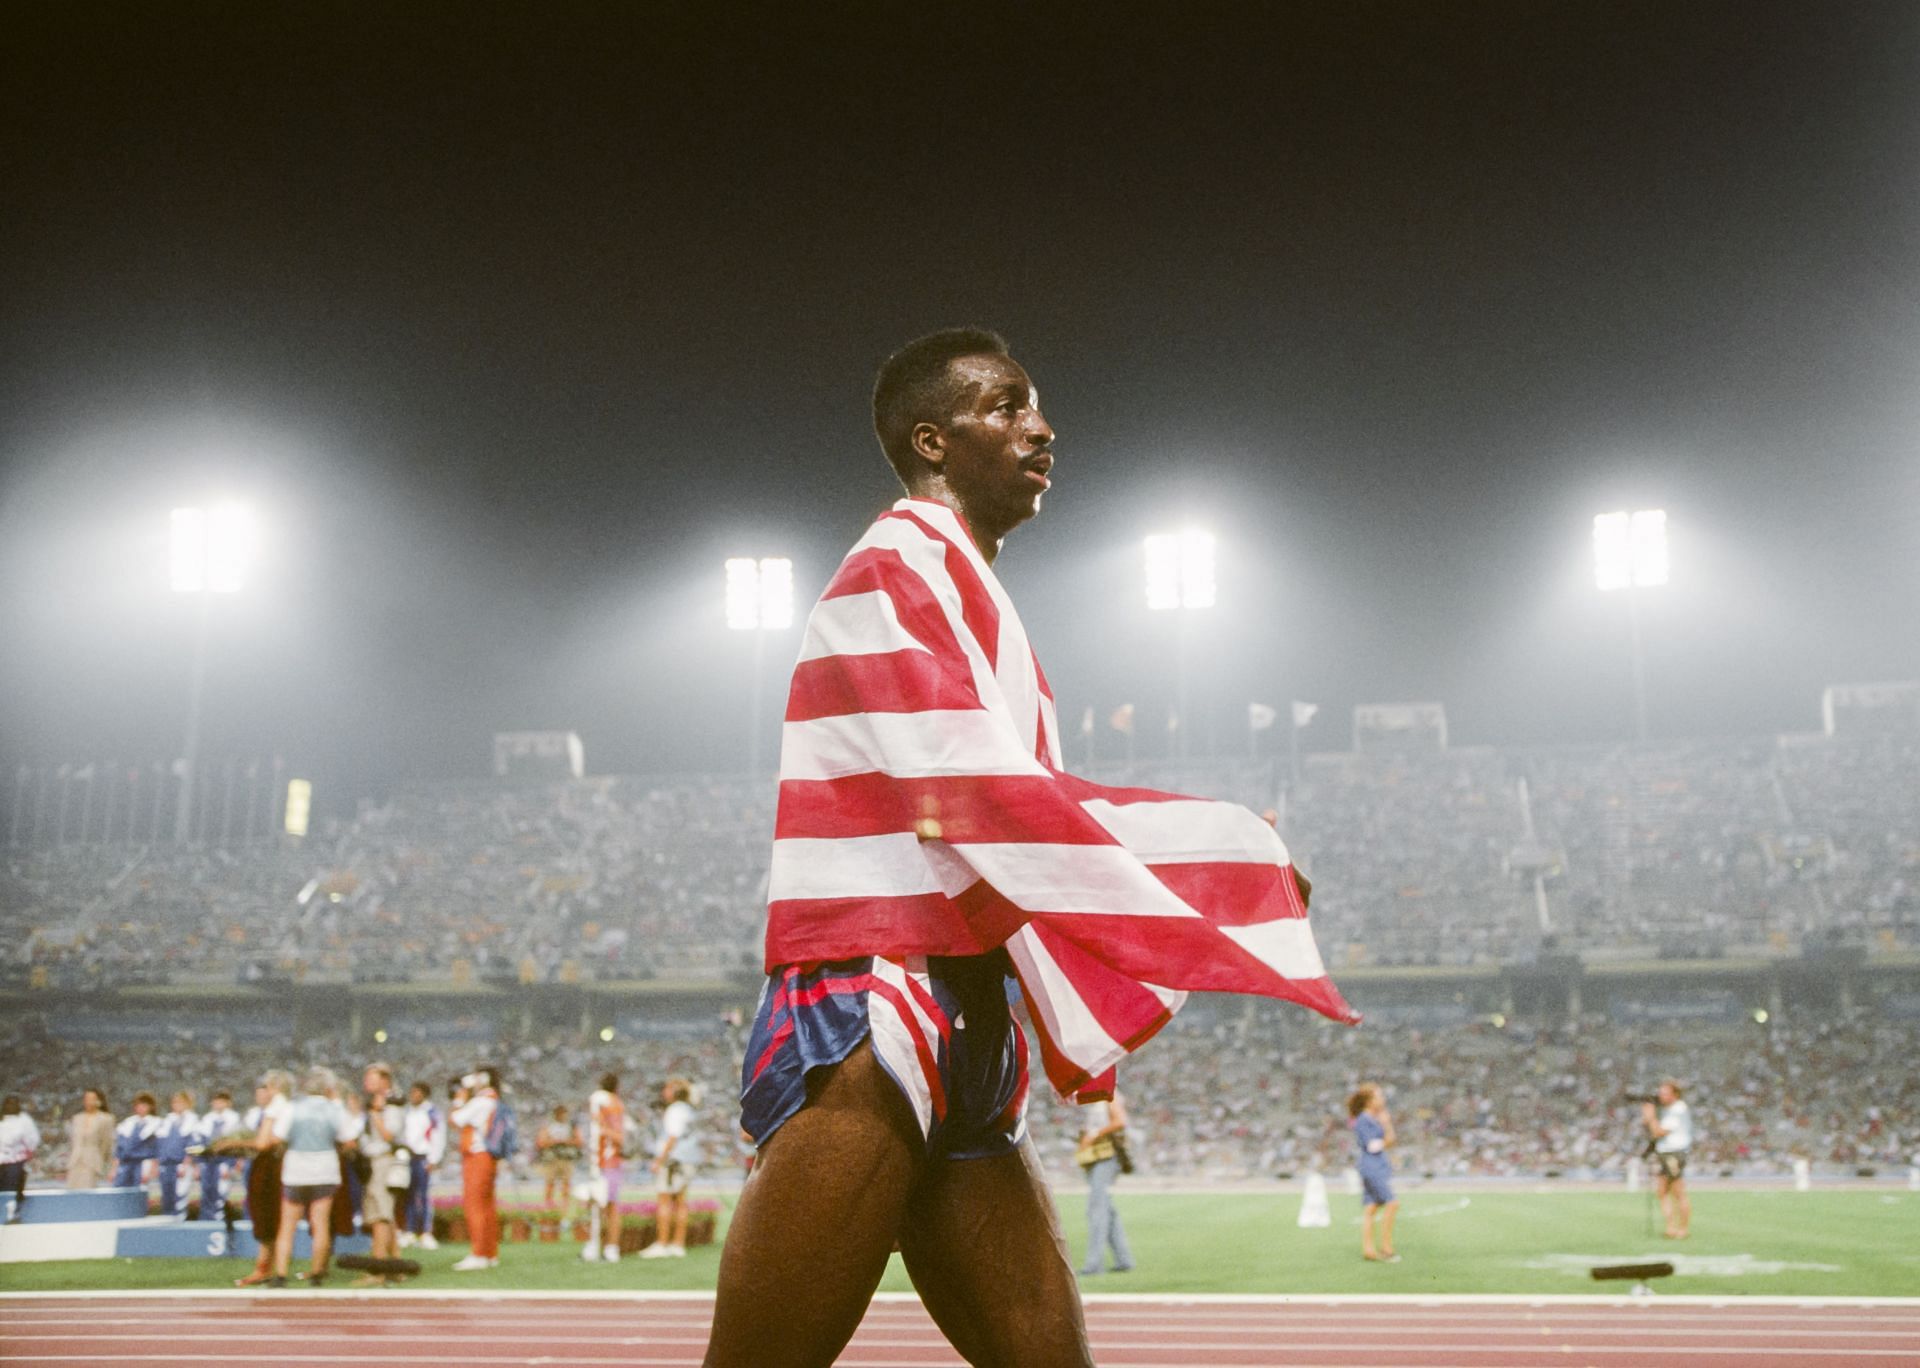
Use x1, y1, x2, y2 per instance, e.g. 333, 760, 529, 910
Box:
1360, 1167, 1395, 1206
740, 953, 1029, 1161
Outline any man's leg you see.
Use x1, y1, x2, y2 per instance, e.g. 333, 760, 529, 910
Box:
896, 1139, 1093, 1368
1655, 1172, 1675, 1235
704, 1047, 921, 1368
1672, 1178, 1689, 1237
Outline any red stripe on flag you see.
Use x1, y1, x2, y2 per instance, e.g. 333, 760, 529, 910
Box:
775, 773, 1125, 846
821, 546, 976, 674
786, 649, 983, 722
1145, 861, 1310, 927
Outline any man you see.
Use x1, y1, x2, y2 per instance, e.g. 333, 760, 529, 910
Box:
583, 1075, 625, 1262
399, 1080, 444, 1249
704, 329, 1352, 1367
153, 1091, 199, 1217
354, 1063, 404, 1285
0, 1096, 40, 1223
1643, 1078, 1692, 1240
538, 1103, 582, 1213
644, 1078, 699, 1259
1075, 1088, 1134, 1276
193, 1090, 242, 1221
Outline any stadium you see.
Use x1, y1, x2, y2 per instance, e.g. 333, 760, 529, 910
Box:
3, 4, 1918, 1367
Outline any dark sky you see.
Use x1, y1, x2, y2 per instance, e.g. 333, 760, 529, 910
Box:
3, 1, 1917, 810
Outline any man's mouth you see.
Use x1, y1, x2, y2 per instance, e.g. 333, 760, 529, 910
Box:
1022, 455, 1053, 489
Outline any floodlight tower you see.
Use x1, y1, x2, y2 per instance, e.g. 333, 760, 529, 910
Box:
1144, 531, 1216, 759
168, 504, 255, 842
726, 556, 794, 774
1592, 509, 1668, 742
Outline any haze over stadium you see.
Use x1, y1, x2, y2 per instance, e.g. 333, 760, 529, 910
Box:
1, 3, 1918, 1366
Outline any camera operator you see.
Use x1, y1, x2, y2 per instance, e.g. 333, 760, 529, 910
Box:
1640, 1078, 1692, 1240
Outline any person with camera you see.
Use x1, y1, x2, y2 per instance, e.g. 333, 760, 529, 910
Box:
353, 1063, 404, 1285
1642, 1078, 1692, 1240
1075, 1089, 1135, 1276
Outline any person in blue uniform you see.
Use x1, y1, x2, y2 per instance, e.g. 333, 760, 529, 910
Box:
194, 1090, 242, 1221
113, 1093, 161, 1192
154, 1091, 199, 1216
1347, 1083, 1400, 1263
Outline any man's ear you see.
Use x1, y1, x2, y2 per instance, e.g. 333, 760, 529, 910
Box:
909, 420, 946, 470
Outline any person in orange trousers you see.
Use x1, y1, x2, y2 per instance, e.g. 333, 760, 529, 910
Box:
449, 1069, 503, 1270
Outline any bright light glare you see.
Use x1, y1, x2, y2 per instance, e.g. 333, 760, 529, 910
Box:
725, 556, 794, 630
1145, 531, 1216, 610
1593, 509, 1668, 591
170, 503, 255, 593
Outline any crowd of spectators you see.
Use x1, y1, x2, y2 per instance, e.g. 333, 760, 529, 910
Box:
5, 733, 1914, 988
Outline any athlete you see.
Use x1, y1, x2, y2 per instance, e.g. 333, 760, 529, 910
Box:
704, 329, 1343, 1367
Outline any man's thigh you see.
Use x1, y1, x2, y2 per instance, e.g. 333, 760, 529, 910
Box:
704, 1045, 921, 1368
897, 1140, 1092, 1368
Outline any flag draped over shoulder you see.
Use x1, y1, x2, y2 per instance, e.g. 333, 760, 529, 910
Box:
766, 498, 1358, 1099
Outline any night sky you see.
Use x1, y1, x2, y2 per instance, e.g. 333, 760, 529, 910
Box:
3, 2, 1916, 813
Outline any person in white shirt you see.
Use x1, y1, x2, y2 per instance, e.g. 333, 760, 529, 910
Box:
1642, 1078, 1693, 1240
398, 1081, 445, 1249
0, 1096, 42, 1223
448, 1068, 503, 1271
235, 1071, 294, 1288
644, 1077, 700, 1259
269, 1067, 355, 1287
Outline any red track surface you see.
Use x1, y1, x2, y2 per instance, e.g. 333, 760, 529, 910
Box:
5, 1294, 1920, 1366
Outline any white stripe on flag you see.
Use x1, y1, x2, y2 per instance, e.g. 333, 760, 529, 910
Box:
1003, 926, 1125, 1079
1219, 918, 1329, 980
1078, 798, 1292, 866
798, 590, 931, 662
873, 956, 945, 1055
780, 711, 1050, 781
769, 834, 951, 901
954, 843, 1203, 918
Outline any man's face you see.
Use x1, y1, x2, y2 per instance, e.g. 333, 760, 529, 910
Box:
364, 1069, 386, 1096
1658, 1082, 1677, 1106
933, 354, 1055, 535
409, 1085, 427, 1105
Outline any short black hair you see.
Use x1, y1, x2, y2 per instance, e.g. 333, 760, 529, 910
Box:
1, 1096, 18, 1117
871, 327, 1009, 487
600, 1072, 619, 1094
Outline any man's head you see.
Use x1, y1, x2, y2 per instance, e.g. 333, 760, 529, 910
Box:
364, 1063, 394, 1096
662, 1077, 692, 1105
408, 1082, 430, 1106
1, 1096, 19, 1118
599, 1072, 619, 1095
872, 328, 1055, 545
1658, 1079, 1683, 1105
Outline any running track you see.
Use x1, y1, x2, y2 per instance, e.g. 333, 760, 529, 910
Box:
5, 1291, 1919, 1366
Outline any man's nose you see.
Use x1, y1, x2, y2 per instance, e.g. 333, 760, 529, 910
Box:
1026, 409, 1055, 447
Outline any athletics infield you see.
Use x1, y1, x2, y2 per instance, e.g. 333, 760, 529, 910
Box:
4, 1290, 1920, 1367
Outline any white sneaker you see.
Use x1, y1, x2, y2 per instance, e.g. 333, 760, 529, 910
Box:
602, 1244, 620, 1263
667, 1245, 686, 1258
396, 1232, 416, 1249
418, 1234, 439, 1251
581, 1244, 602, 1262
451, 1255, 492, 1271
487, 1257, 500, 1268
639, 1243, 672, 1259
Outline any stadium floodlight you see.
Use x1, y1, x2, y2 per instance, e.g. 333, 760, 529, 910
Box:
725, 556, 794, 631
170, 503, 255, 594
1592, 509, 1668, 592
1145, 531, 1216, 611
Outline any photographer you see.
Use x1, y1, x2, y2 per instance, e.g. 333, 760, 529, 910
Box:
1641, 1078, 1692, 1240
354, 1064, 404, 1286
1075, 1089, 1136, 1276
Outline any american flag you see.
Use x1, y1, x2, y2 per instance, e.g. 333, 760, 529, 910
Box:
766, 498, 1357, 1099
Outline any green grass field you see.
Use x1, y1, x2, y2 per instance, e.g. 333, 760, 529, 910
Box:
6, 1189, 1916, 1297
